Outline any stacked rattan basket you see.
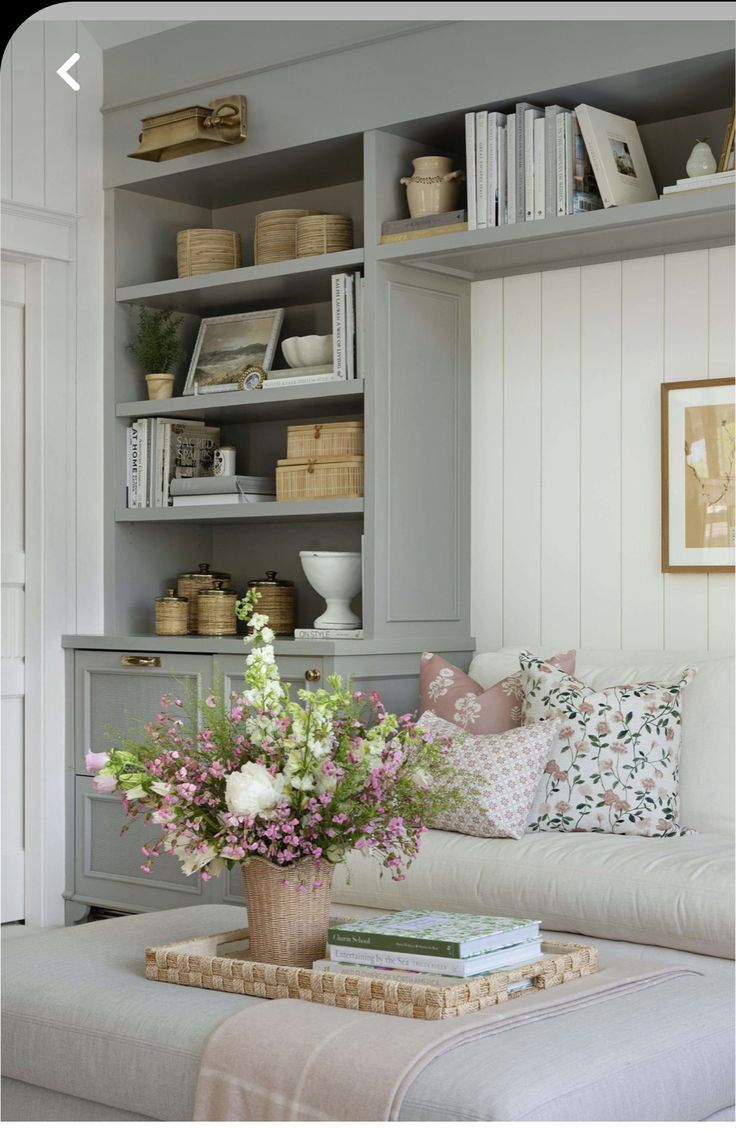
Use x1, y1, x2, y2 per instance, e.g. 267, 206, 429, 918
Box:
177, 229, 241, 277
254, 210, 353, 264
296, 214, 353, 258
276, 421, 364, 501
145, 931, 599, 1021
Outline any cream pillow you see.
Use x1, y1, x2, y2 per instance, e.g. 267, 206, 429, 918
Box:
418, 711, 559, 839
519, 653, 696, 836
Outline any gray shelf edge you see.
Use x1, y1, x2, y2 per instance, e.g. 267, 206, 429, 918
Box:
374, 190, 736, 273
116, 380, 365, 418
114, 499, 365, 522
116, 248, 366, 303
62, 634, 476, 656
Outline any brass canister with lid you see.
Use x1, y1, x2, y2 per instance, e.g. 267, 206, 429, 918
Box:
155, 588, 189, 636
197, 579, 238, 637
177, 563, 231, 632
248, 570, 295, 636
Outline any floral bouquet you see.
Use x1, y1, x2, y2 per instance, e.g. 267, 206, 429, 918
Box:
87, 591, 471, 965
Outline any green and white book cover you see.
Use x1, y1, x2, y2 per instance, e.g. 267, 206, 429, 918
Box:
328, 909, 541, 959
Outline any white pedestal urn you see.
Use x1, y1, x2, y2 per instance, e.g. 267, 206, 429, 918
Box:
299, 551, 362, 629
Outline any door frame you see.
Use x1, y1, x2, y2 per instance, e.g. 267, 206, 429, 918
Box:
3, 203, 77, 925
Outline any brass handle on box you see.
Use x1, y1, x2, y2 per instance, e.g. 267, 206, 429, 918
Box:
304, 669, 321, 682
121, 655, 162, 668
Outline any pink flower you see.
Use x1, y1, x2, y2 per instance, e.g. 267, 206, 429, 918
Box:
85, 750, 109, 773
92, 773, 117, 794
596, 722, 610, 736
555, 801, 570, 813
205, 696, 217, 709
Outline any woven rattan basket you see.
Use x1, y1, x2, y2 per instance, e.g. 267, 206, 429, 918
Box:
286, 421, 364, 460
248, 571, 295, 636
155, 589, 189, 635
241, 858, 334, 966
177, 563, 231, 633
276, 455, 364, 501
145, 932, 598, 1021
197, 580, 238, 636
254, 209, 322, 265
296, 214, 353, 258
177, 229, 241, 277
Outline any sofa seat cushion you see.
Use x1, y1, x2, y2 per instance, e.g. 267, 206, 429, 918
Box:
2, 906, 733, 1123
334, 830, 735, 958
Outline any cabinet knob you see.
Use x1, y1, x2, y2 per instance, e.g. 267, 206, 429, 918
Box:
121, 655, 161, 668
304, 668, 321, 682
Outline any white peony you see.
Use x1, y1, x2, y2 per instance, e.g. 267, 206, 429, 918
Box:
225, 763, 287, 818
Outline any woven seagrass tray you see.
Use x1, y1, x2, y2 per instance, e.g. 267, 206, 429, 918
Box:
145, 928, 598, 1021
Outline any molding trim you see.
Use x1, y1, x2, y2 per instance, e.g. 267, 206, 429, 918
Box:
1, 201, 77, 262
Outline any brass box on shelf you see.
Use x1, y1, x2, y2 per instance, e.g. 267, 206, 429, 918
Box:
128, 96, 247, 162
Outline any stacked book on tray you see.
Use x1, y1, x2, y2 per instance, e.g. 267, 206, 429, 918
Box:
465, 101, 605, 228
171, 475, 275, 507
660, 169, 735, 199
126, 417, 219, 508
317, 909, 542, 984
265, 271, 364, 388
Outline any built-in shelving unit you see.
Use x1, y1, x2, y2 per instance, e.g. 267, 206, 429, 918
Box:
115, 499, 364, 524
116, 381, 364, 424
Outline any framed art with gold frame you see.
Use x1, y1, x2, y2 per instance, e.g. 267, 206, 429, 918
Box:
661, 377, 735, 573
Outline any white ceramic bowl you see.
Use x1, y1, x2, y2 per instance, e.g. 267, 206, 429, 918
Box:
281, 334, 333, 368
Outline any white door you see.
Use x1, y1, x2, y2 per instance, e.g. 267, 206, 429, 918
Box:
1, 258, 26, 922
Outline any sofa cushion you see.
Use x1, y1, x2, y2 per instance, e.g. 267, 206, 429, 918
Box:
334, 829, 735, 958
418, 649, 575, 734
519, 652, 694, 836
469, 649, 734, 838
418, 712, 560, 838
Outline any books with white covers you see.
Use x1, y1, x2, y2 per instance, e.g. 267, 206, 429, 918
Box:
268, 364, 332, 379
515, 102, 542, 221
572, 115, 603, 213
475, 109, 488, 229
327, 939, 543, 978
486, 112, 506, 227
294, 627, 364, 639
544, 105, 568, 218
556, 110, 573, 216
661, 181, 736, 197
524, 106, 543, 219
170, 475, 275, 496
328, 909, 541, 959
574, 104, 656, 208
331, 273, 345, 380
266, 373, 343, 388
345, 270, 355, 381
533, 116, 545, 220
506, 114, 516, 223
465, 112, 477, 230
172, 493, 275, 507
673, 170, 735, 188
312, 959, 534, 992
497, 125, 506, 225
355, 273, 365, 381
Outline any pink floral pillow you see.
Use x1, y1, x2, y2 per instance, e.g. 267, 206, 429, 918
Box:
419, 711, 561, 838
419, 650, 576, 735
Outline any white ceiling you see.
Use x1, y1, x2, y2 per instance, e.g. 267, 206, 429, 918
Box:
81, 21, 192, 49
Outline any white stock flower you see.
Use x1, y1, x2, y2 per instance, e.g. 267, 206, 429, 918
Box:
150, 781, 168, 796
288, 773, 315, 792
225, 763, 286, 818
260, 626, 275, 643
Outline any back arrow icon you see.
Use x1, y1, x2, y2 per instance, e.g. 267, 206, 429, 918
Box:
57, 53, 80, 91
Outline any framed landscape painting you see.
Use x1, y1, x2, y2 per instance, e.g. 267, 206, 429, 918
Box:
661, 377, 735, 572
184, 309, 284, 394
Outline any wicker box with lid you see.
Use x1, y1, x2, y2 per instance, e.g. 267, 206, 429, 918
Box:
286, 421, 363, 460
276, 455, 364, 501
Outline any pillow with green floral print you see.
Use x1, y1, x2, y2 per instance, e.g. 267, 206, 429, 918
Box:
519, 652, 696, 836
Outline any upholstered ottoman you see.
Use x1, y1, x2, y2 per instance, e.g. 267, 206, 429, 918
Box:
2, 905, 734, 1122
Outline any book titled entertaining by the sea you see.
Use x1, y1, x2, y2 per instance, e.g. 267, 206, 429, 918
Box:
328, 910, 541, 960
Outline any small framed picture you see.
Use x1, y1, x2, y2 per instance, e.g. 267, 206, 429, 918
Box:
661, 377, 735, 573
184, 309, 284, 395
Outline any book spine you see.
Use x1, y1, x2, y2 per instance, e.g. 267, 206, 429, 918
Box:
356, 274, 364, 382
475, 110, 488, 230
162, 420, 173, 506
378, 222, 468, 244
544, 106, 561, 218
575, 105, 613, 208
266, 374, 343, 387
127, 426, 135, 508
465, 112, 476, 230
675, 172, 736, 188
328, 928, 460, 959
556, 113, 567, 216
565, 112, 575, 215
506, 114, 516, 223
497, 125, 506, 225
331, 274, 340, 378
154, 418, 165, 508
328, 944, 470, 976
524, 108, 541, 219
487, 113, 497, 227
138, 420, 147, 508
294, 629, 364, 639
515, 108, 526, 221
345, 273, 355, 381
381, 209, 466, 235
533, 117, 545, 220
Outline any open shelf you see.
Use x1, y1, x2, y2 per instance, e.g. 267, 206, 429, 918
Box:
115, 498, 364, 524
117, 380, 364, 424
116, 249, 364, 313
376, 189, 735, 278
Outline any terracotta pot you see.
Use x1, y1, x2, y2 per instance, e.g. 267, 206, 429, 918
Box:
241, 856, 335, 967
400, 156, 465, 218
145, 373, 175, 400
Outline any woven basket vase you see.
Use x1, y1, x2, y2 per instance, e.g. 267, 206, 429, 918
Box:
241, 857, 335, 967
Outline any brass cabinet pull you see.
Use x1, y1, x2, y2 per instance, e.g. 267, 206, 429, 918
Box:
304, 668, 321, 682
121, 655, 161, 668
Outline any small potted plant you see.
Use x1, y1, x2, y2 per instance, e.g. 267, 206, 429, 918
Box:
129, 306, 185, 400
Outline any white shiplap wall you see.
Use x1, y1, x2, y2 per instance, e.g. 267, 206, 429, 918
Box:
471, 245, 735, 656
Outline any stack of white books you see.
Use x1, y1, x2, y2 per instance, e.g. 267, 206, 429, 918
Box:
265, 272, 364, 388
170, 474, 275, 507
126, 418, 219, 508
660, 169, 735, 198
